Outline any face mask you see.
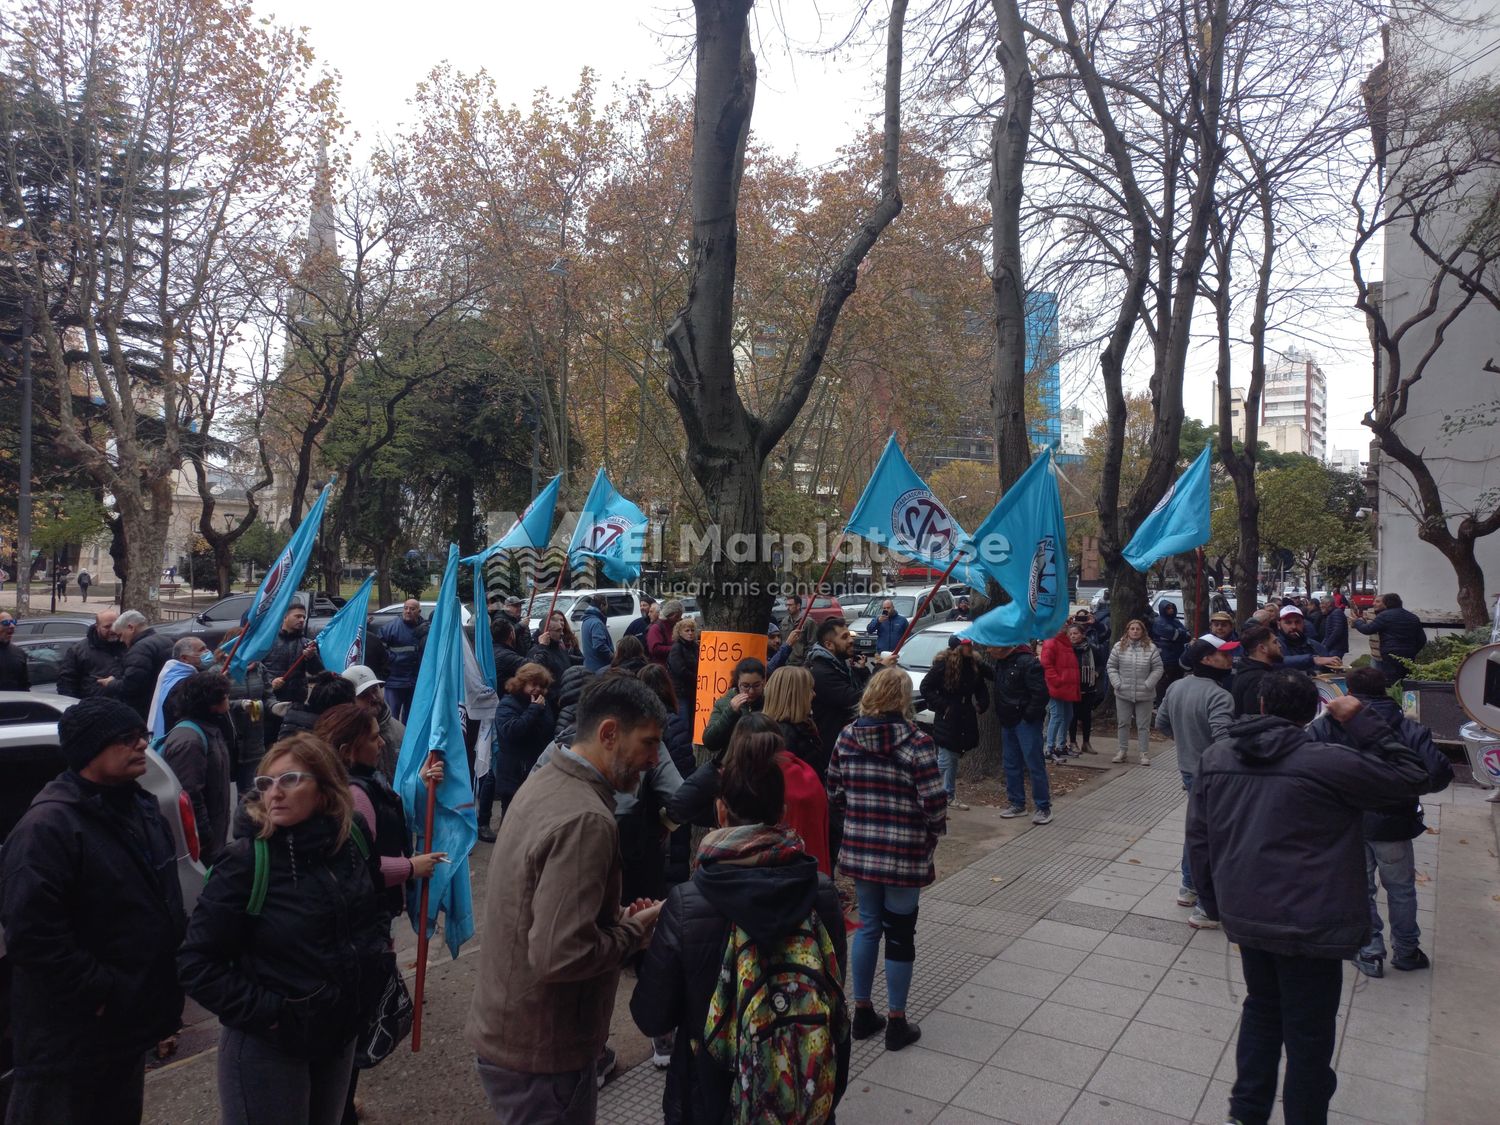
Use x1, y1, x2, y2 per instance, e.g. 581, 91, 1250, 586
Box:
199, 650, 218, 668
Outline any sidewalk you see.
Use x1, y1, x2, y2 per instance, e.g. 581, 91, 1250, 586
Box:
600, 743, 1500, 1125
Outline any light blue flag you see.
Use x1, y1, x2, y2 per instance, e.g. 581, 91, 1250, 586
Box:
393, 545, 476, 957
958, 447, 1070, 646
469, 560, 495, 689
1122, 447, 1212, 572
229, 482, 333, 677
846, 435, 969, 572
314, 573, 375, 674
567, 468, 648, 584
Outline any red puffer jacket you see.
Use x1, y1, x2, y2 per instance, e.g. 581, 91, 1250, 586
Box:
1039, 633, 1081, 702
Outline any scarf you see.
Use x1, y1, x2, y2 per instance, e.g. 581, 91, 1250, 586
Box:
697, 822, 804, 868
148, 659, 197, 739
1074, 644, 1098, 690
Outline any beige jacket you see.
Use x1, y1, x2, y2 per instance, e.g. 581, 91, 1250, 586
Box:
465, 749, 648, 1073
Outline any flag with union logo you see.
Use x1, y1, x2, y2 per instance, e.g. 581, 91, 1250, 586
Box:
1121, 446, 1212, 572
229, 482, 333, 677
846, 435, 968, 573
960, 447, 1069, 646
314, 572, 375, 674
567, 468, 648, 584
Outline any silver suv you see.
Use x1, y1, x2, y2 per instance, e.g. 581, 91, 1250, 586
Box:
848, 586, 958, 639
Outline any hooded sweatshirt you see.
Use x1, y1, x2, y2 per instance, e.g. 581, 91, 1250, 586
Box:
630, 824, 849, 1125
1186, 709, 1429, 959
1153, 666, 1234, 776
827, 714, 947, 887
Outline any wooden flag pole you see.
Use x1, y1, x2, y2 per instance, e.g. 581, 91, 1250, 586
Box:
793, 531, 848, 637
889, 553, 964, 660
543, 551, 571, 626
410, 750, 440, 1052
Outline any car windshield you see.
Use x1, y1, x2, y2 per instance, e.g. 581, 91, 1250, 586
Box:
546, 596, 578, 620
896, 630, 953, 670
861, 597, 917, 619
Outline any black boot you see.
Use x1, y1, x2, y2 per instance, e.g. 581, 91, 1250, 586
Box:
851, 1005, 887, 1040
885, 1016, 921, 1051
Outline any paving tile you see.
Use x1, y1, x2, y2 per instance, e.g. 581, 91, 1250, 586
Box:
1346, 976, 1431, 1019
1128, 891, 1193, 923
1185, 925, 1231, 951
1081, 871, 1162, 895
970, 960, 1068, 1000
1066, 886, 1146, 911
1073, 952, 1171, 991
1086, 1053, 1209, 1119
1171, 946, 1244, 981
933, 1108, 1011, 1125
1328, 1072, 1427, 1125
1094, 932, 1183, 967
1112, 914, 1192, 947
1064, 1092, 1191, 1124
1019, 1001, 1129, 1051
988, 1029, 1106, 1087
1192, 1079, 1233, 1125
836, 1078, 946, 1124
1116, 848, 1179, 871
1044, 901, 1128, 931
1152, 969, 1246, 1011
1018, 919, 1112, 952
928, 924, 1021, 958
1113, 1019, 1228, 1077
1049, 976, 1150, 1019
1334, 1037, 1427, 1091
1344, 1004, 1427, 1051
862, 1044, 985, 1103
1134, 993, 1242, 1041
1102, 860, 1167, 882
951, 1065, 1081, 1125
1425, 1040, 1500, 1125
997, 938, 1091, 974
937, 983, 1045, 1028
907, 1010, 1017, 1063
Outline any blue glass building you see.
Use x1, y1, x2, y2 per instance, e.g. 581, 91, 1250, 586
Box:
1025, 291, 1061, 453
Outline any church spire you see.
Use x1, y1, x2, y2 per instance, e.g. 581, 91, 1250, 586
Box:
305, 137, 338, 265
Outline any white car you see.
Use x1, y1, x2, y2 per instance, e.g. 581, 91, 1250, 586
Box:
892, 620, 971, 729
528, 589, 702, 645
371, 601, 474, 628
0, 692, 209, 913
848, 586, 958, 638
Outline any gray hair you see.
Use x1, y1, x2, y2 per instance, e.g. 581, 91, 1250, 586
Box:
114, 610, 147, 632
173, 636, 207, 659
661, 599, 684, 619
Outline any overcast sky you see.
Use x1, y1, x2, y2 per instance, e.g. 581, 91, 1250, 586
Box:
257, 0, 1376, 457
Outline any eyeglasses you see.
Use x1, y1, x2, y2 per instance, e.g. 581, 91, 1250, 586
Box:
0, 619, 15, 627
252, 771, 315, 793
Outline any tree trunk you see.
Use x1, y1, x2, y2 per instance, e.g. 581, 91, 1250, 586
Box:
1445, 535, 1489, 628
374, 542, 393, 607
455, 472, 479, 558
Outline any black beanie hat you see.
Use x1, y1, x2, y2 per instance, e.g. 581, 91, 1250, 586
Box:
58, 698, 148, 772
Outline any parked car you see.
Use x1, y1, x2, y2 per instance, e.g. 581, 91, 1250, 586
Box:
526, 589, 700, 645
13, 636, 69, 690
847, 586, 957, 638
772, 594, 846, 629
156, 590, 337, 648
1148, 589, 1236, 620
369, 600, 475, 632
3, 613, 94, 641
891, 620, 971, 729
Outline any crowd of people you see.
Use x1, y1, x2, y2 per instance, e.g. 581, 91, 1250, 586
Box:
0, 581, 1464, 1125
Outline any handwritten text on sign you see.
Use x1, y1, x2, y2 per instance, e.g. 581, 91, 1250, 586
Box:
693, 631, 768, 745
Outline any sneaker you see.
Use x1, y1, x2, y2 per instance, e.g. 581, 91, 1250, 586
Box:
650, 1032, 674, 1068
1081, 740, 1096, 754
1352, 952, 1384, 978
1188, 907, 1220, 930
885, 1016, 922, 1051
1111, 750, 1127, 764
595, 1046, 617, 1089
1032, 807, 1053, 825
1176, 886, 1198, 907
1065, 741, 1078, 756
999, 804, 1027, 818
851, 1005, 887, 1040
950, 798, 970, 811
1139, 754, 1151, 766
1391, 947, 1430, 972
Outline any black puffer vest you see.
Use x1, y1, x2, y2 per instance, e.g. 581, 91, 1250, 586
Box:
349, 764, 412, 917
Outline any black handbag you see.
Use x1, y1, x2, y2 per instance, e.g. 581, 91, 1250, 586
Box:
354, 963, 414, 1069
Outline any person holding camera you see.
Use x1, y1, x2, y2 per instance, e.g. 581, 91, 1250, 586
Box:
809, 618, 893, 768
866, 599, 909, 654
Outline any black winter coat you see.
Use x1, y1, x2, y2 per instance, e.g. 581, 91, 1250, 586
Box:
1321, 608, 1350, 658
1187, 710, 1428, 959
663, 710, 697, 777
1306, 695, 1454, 841
527, 638, 581, 704
630, 849, 848, 1125
553, 663, 595, 731
920, 658, 990, 753
808, 646, 871, 762
263, 630, 321, 704
992, 647, 1047, 726
0, 639, 29, 691
778, 718, 829, 779
56, 625, 126, 698
1353, 606, 1427, 678
0, 772, 186, 1076
111, 628, 176, 717
493, 690, 558, 799
668, 639, 699, 715
1230, 658, 1278, 718
177, 813, 389, 1059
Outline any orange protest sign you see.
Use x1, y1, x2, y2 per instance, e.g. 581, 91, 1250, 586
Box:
693, 631, 769, 745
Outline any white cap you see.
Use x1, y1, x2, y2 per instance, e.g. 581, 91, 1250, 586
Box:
1197, 632, 1241, 651
341, 664, 384, 697
1278, 604, 1304, 619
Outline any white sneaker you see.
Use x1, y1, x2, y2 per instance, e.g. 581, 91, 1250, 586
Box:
1188, 907, 1220, 930
1176, 886, 1198, 907
1111, 750, 1127, 763
1139, 754, 1151, 766
650, 1033, 673, 1069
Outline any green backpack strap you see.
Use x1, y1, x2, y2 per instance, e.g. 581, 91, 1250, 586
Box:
350, 819, 370, 860
246, 838, 269, 916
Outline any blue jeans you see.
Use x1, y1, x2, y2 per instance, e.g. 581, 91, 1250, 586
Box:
1180, 771, 1195, 892
1002, 719, 1050, 811
1045, 699, 1072, 749
1363, 839, 1419, 959
851, 880, 921, 1012
937, 748, 958, 799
